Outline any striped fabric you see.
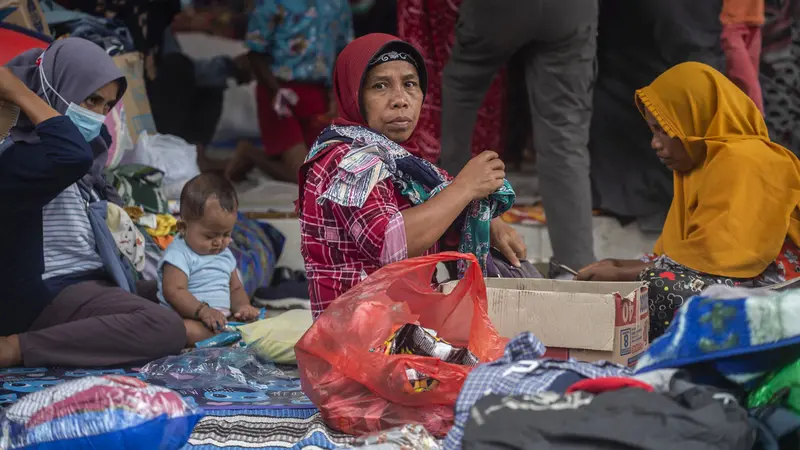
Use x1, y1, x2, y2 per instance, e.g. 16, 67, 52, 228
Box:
186, 408, 354, 450
41, 184, 103, 280
318, 143, 393, 208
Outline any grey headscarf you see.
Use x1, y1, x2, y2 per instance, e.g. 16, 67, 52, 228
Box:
6, 37, 128, 203
5, 37, 127, 145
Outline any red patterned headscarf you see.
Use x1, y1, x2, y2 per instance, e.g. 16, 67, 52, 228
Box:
331, 33, 428, 153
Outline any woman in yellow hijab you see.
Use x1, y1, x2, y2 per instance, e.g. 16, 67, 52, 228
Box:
577, 61, 800, 339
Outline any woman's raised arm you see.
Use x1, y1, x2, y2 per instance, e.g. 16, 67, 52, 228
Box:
0, 68, 94, 209
403, 151, 506, 256
0, 67, 59, 125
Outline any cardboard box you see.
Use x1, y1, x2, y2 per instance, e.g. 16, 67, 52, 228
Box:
442, 278, 649, 368
112, 52, 157, 145
0, 0, 49, 35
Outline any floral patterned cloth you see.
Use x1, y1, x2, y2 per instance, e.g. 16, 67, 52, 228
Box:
299, 124, 514, 317
106, 203, 146, 272
245, 0, 354, 84
641, 239, 800, 341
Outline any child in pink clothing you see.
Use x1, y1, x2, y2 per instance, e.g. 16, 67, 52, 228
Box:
721, 0, 765, 113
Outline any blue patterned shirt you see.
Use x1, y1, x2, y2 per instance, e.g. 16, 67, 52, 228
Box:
245, 0, 353, 85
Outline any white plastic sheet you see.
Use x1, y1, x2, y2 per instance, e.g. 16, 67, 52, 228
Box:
130, 131, 201, 199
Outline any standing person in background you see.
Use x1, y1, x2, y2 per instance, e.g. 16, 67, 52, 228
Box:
721, 0, 766, 112
503, 52, 532, 172
397, 0, 507, 164
438, 0, 599, 273
223, 0, 354, 183
351, 0, 397, 37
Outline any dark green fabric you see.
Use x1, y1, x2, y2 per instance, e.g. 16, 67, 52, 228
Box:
107, 164, 168, 214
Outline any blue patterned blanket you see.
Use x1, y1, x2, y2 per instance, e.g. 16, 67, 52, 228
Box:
230, 214, 285, 297
0, 366, 311, 411
635, 288, 800, 387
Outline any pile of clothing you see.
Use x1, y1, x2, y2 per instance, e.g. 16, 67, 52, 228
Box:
445, 286, 800, 450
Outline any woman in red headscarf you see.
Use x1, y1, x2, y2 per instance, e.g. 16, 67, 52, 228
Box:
298, 33, 526, 318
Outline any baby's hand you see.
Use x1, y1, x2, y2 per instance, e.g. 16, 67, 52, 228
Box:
233, 304, 261, 322
199, 307, 228, 332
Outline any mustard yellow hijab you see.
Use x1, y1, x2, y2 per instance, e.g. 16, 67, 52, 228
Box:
636, 62, 800, 278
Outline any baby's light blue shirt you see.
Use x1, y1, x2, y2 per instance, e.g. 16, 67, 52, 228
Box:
157, 237, 237, 312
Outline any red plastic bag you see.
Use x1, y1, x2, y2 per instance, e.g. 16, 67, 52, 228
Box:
295, 252, 507, 437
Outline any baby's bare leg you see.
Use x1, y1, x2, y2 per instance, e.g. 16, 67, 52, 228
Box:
183, 319, 214, 347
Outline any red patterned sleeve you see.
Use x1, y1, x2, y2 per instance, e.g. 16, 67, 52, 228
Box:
329, 179, 404, 266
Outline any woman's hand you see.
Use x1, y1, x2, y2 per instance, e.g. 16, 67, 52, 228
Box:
575, 266, 629, 282
453, 151, 506, 200
575, 259, 649, 282
579, 258, 621, 272
273, 87, 299, 118
490, 218, 526, 267
0, 67, 31, 103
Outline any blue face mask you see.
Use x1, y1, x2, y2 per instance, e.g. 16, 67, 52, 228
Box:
63, 103, 106, 142
39, 53, 107, 142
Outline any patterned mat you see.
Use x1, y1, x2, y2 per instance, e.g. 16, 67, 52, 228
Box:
0, 366, 313, 410
0, 366, 358, 449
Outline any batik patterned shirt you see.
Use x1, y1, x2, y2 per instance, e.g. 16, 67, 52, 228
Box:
245, 0, 354, 84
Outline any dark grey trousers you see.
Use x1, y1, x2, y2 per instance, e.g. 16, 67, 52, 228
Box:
440, 0, 599, 269
19, 280, 185, 367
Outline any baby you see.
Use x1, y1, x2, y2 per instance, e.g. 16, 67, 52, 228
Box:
158, 173, 260, 346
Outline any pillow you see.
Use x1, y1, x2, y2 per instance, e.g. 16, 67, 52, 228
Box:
104, 102, 134, 170
237, 310, 313, 364
0, 375, 202, 450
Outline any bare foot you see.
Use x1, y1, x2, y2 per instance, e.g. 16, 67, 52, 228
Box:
224, 141, 258, 182
196, 144, 228, 175
0, 335, 22, 368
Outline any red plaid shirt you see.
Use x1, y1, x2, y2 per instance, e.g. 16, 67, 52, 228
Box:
299, 142, 440, 318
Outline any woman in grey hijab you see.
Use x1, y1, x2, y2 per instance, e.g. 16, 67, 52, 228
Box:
0, 38, 185, 368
